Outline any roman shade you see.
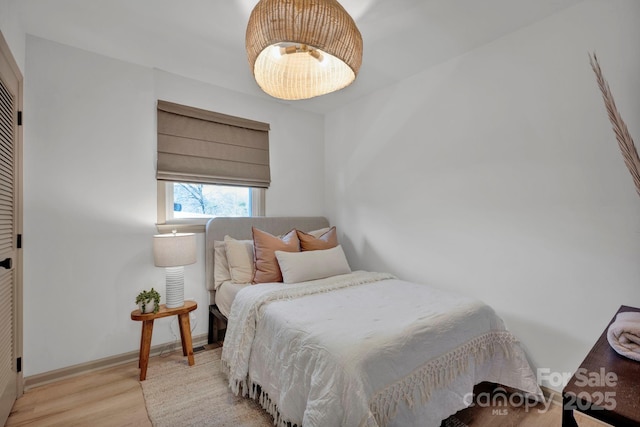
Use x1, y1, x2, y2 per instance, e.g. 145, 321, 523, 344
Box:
156, 100, 271, 188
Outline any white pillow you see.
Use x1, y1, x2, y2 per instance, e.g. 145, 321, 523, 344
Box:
213, 240, 231, 290
224, 236, 254, 284
275, 245, 351, 284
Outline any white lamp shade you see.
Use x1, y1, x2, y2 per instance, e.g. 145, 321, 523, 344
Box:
153, 233, 197, 267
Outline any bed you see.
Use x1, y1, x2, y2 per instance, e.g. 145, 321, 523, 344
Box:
205, 216, 332, 341
205, 216, 543, 427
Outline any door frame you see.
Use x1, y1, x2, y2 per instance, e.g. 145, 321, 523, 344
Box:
0, 28, 24, 404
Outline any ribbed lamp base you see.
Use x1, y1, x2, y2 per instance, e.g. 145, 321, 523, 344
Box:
165, 266, 185, 309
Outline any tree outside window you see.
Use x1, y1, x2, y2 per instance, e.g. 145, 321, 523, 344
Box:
173, 183, 250, 218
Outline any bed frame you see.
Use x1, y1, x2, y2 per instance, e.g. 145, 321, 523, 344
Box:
205, 216, 330, 343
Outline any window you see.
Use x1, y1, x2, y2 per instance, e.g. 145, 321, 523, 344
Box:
172, 183, 250, 218
155, 100, 270, 233
157, 182, 265, 233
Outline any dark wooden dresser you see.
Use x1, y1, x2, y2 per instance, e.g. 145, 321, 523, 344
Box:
562, 305, 640, 426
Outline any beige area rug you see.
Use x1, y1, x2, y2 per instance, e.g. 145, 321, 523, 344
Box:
141, 347, 273, 427
141, 347, 467, 427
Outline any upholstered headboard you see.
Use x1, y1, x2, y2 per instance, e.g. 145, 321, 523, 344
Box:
204, 216, 330, 305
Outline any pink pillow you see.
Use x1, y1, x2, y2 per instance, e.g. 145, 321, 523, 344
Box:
252, 227, 300, 283
297, 226, 338, 251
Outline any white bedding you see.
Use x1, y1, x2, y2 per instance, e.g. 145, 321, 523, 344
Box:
215, 280, 250, 318
221, 271, 543, 427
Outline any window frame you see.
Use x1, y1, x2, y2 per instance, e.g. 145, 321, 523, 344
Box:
156, 181, 265, 233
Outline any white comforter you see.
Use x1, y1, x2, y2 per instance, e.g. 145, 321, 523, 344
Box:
221, 271, 542, 427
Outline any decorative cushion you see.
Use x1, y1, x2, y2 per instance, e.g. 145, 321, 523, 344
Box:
252, 227, 300, 283
213, 240, 232, 290
306, 227, 331, 238
297, 226, 338, 251
275, 245, 351, 284
224, 236, 254, 284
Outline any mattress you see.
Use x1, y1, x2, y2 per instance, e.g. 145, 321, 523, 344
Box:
215, 280, 250, 318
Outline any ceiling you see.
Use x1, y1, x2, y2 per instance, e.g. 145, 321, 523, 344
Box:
13, 0, 584, 114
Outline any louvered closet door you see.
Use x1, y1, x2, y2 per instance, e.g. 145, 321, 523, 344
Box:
0, 31, 20, 425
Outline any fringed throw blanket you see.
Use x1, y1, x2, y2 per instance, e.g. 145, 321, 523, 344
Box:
221, 271, 542, 427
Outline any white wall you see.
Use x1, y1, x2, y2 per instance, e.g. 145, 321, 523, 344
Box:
23, 36, 324, 376
0, 0, 25, 71
325, 0, 640, 392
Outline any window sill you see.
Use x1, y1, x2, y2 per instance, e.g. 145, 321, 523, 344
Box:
156, 219, 207, 234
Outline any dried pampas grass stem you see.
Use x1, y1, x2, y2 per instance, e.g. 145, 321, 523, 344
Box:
589, 52, 640, 198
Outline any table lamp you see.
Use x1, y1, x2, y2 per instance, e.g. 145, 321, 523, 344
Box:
153, 231, 196, 309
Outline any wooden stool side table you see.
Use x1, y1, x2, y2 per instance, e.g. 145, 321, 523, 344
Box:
131, 300, 198, 381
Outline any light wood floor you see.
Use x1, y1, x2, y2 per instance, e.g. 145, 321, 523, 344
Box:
7, 359, 151, 427
6, 349, 607, 427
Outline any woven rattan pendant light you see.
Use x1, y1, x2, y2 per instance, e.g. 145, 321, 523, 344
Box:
246, 0, 363, 100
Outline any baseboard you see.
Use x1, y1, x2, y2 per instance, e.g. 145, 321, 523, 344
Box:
23, 333, 209, 391
540, 385, 563, 406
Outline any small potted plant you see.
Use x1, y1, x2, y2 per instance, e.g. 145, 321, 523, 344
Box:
136, 288, 161, 314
